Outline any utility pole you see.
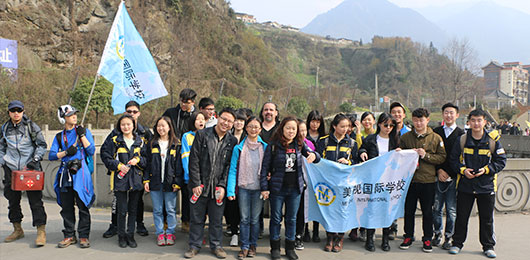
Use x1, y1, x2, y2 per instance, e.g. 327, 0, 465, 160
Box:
219, 78, 225, 97
255, 89, 262, 113
316, 66, 319, 98
375, 73, 379, 111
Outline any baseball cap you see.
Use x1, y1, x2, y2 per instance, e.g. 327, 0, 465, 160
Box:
8, 100, 24, 110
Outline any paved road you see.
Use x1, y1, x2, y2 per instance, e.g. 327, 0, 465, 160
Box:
0, 195, 528, 260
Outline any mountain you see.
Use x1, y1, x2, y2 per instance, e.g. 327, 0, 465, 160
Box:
301, 0, 447, 47
436, 1, 530, 64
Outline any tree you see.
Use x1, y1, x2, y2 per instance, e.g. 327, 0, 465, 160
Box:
339, 102, 354, 113
498, 106, 518, 121
443, 37, 480, 104
215, 96, 245, 111
70, 77, 113, 128
287, 96, 310, 118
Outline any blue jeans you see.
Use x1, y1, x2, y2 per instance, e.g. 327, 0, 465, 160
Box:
433, 180, 457, 239
238, 188, 263, 249
149, 190, 177, 235
269, 187, 301, 241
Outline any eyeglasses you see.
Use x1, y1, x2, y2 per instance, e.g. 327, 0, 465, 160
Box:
383, 124, 395, 128
126, 110, 139, 114
218, 116, 234, 124
246, 126, 261, 130
9, 108, 23, 113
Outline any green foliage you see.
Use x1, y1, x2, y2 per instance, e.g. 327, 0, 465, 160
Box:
339, 102, 355, 113
498, 106, 518, 121
70, 77, 113, 127
287, 97, 311, 118
215, 96, 245, 111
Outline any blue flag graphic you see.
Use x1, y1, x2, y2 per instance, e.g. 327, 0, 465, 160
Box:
97, 1, 168, 114
305, 150, 419, 232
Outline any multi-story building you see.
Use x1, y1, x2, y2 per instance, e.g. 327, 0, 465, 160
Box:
482, 61, 529, 107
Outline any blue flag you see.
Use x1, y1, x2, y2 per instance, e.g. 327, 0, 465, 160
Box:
305, 150, 419, 232
97, 1, 168, 114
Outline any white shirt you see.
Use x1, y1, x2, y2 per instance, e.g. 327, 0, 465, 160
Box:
376, 135, 389, 156
159, 140, 169, 182
444, 123, 457, 138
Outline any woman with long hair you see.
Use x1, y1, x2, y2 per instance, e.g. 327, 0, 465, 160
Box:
142, 116, 183, 246
306, 110, 326, 148
316, 113, 359, 253
261, 117, 320, 260
355, 112, 376, 146
227, 116, 267, 259
358, 112, 401, 252
101, 115, 145, 248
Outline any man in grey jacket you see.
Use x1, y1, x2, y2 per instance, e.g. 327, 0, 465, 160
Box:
0, 100, 48, 246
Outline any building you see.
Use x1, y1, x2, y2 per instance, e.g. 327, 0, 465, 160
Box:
235, 13, 257, 24
482, 61, 529, 107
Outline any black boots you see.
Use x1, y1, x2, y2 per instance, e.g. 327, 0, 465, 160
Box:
118, 235, 127, 248
382, 228, 391, 251
127, 234, 137, 248
365, 229, 375, 252
312, 222, 320, 242
285, 240, 299, 260
270, 239, 281, 260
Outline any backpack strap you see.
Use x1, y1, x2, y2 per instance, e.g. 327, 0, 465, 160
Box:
460, 131, 497, 157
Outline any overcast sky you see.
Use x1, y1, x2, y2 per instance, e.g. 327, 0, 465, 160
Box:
229, 0, 530, 28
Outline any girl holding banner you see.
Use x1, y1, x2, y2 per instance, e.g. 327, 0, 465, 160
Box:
316, 113, 359, 253
260, 117, 320, 260
358, 112, 401, 252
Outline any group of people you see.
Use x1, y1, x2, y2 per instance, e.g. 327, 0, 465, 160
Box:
0, 90, 506, 260
497, 120, 528, 136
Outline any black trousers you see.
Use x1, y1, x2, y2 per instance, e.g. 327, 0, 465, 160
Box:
2, 166, 47, 227
452, 192, 496, 251
181, 183, 190, 222
110, 190, 145, 227
189, 196, 225, 250
115, 190, 141, 236
404, 182, 435, 241
225, 198, 240, 234
60, 187, 91, 239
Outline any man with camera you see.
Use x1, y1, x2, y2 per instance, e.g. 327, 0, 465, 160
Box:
1, 100, 48, 246
49, 105, 96, 248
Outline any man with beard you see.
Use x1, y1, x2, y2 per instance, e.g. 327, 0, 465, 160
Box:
259, 102, 280, 144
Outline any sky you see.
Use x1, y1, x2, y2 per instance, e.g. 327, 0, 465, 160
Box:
228, 0, 530, 28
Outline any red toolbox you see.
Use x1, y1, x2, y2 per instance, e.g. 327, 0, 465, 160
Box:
11, 170, 45, 191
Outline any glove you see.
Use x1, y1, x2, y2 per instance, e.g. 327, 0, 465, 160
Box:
76, 125, 86, 137
66, 145, 77, 156
26, 160, 40, 171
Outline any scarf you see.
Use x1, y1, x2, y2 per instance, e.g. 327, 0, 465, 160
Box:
238, 139, 264, 188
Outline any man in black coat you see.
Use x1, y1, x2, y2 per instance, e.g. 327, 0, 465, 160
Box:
432, 103, 465, 250
184, 108, 238, 259
163, 88, 197, 139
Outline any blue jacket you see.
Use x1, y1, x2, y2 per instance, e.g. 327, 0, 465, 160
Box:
227, 136, 267, 197
260, 140, 320, 194
181, 131, 196, 184
49, 128, 96, 208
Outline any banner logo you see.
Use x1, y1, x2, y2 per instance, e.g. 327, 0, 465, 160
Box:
314, 182, 336, 206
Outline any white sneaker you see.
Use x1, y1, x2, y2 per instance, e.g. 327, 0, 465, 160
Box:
230, 234, 238, 247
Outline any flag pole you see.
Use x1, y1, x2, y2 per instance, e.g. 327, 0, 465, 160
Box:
81, 74, 99, 125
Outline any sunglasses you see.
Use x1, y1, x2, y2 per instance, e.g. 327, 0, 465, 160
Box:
383, 124, 395, 128
126, 110, 139, 114
9, 108, 23, 113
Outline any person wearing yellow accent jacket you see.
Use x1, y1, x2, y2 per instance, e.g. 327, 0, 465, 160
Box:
448, 109, 506, 258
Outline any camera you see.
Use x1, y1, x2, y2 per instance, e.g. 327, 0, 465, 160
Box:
66, 159, 82, 175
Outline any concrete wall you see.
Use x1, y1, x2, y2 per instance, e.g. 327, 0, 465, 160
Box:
1, 154, 529, 213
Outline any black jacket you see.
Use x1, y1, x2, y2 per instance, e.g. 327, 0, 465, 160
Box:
358, 133, 399, 160
100, 134, 145, 191
188, 127, 238, 198
260, 140, 320, 194
316, 134, 358, 165
450, 130, 507, 194
142, 140, 184, 192
163, 104, 195, 139
433, 125, 465, 179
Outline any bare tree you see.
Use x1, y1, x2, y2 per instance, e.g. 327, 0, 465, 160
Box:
443, 37, 481, 104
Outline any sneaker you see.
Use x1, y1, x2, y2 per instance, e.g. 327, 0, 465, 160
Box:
230, 234, 238, 247
157, 234, 166, 246
58, 237, 77, 248
295, 235, 304, 250
433, 233, 441, 247
399, 238, 413, 250
136, 223, 148, 236
79, 238, 90, 248
441, 240, 452, 250
484, 249, 497, 258
238, 249, 248, 260
449, 246, 461, 254
248, 245, 257, 257
184, 248, 199, 258
422, 240, 433, 253
166, 234, 175, 246
103, 224, 117, 238
212, 247, 228, 259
